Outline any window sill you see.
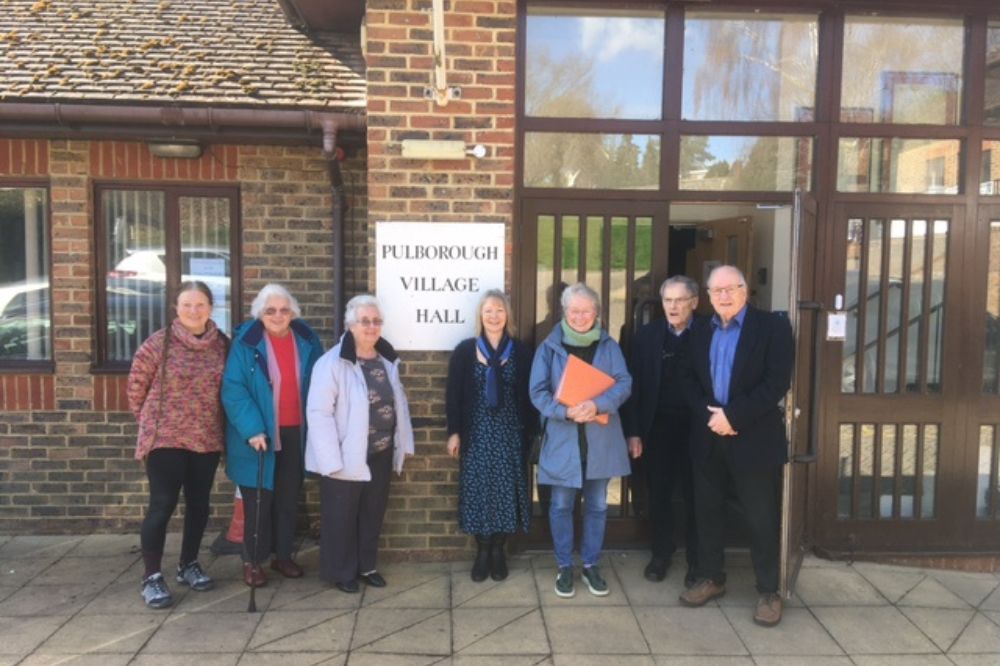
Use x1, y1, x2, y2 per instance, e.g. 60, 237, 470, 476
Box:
0, 361, 55, 374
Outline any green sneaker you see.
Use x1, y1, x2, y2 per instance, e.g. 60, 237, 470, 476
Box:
554, 566, 575, 598
581, 565, 609, 596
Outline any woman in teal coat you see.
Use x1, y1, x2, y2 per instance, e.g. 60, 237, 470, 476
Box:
222, 284, 324, 587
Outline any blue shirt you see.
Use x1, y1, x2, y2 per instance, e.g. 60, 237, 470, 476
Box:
709, 306, 747, 405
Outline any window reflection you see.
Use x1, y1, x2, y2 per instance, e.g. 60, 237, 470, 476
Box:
683, 12, 818, 122
525, 7, 664, 120
983, 221, 1000, 393
524, 133, 660, 189
678, 136, 811, 191
0, 188, 50, 362
837, 138, 960, 194
982, 141, 1000, 195
986, 22, 1000, 126
841, 16, 963, 125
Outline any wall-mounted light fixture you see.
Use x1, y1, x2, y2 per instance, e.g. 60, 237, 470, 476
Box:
401, 140, 486, 160
148, 141, 203, 159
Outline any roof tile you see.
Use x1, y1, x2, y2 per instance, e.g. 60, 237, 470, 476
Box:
0, 0, 365, 110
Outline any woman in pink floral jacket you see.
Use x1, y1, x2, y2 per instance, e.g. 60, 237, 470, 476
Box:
127, 281, 228, 609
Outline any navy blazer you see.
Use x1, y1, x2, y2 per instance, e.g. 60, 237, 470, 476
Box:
685, 305, 794, 468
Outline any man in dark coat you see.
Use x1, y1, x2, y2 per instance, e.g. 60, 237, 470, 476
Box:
622, 275, 701, 586
679, 265, 793, 628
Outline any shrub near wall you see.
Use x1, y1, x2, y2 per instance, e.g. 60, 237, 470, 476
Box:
365, 0, 517, 558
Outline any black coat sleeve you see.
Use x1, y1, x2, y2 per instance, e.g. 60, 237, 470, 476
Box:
514, 339, 539, 443
445, 338, 475, 438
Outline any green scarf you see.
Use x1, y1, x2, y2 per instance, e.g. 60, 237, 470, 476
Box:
560, 318, 602, 347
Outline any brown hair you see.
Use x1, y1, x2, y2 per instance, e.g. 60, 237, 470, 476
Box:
177, 280, 213, 306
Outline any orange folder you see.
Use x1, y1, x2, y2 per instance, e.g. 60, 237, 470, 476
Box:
555, 354, 615, 425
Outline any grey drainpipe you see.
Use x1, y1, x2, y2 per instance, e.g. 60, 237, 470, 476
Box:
324, 129, 347, 340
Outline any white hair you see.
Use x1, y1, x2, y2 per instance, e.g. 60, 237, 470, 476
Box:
560, 282, 600, 312
250, 283, 302, 319
345, 294, 382, 327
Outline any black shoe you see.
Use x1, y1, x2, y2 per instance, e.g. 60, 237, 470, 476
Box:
335, 579, 359, 593
471, 536, 491, 582
489, 534, 508, 581
644, 557, 668, 582
360, 571, 386, 588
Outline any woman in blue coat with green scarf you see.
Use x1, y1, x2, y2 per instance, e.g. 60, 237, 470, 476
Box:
222, 284, 324, 587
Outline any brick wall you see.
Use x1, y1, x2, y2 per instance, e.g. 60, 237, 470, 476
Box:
365, 0, 516, 558
0, 137, 367, 533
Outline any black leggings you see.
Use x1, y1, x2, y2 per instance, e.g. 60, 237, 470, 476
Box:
141, 448, 221, 572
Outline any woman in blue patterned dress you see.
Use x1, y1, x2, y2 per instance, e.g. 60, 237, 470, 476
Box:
446, 289, 538, 582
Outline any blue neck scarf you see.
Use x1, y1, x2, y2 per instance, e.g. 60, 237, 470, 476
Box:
477, 333, 513, 409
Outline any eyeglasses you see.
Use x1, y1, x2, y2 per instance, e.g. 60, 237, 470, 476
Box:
566, 308, 597, 318
262, 307, 292, 317
358, 317, 384, 327
708, 284, 745, 297
662, 296, 693, 306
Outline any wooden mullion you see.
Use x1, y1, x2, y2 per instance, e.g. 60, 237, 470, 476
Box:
917, 218, 938, 392
876, 217, 892, 393
898, 221, 913, 391
855, 219, 871, 394
914, 424, 926, 519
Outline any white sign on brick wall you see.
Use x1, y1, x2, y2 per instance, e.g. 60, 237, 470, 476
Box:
376, 222, 505, 351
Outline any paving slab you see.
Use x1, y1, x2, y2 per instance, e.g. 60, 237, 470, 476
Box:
18, 654, 134, 666
269, 578, 364, 611
795, 565, 888, 606
131, 654, 241, 666
651, 658, 754, 666
928, 570, 1000, 607
811, 606, 939, 654
555, 657, 656, 666
0, 536, 82, 559
34, 612, 163, 655
362, 570, 451, 609
752, 658, 852, 666
979, 583, 1000, 611
722, 606, 844, 656
544, 605, 648, 655
239, 653, 345, 666
0, 581, 106, 616
0, 615, 69, 655
852, 561, 926, 603
453, 607, 548, 655
354, 608, 452, 655
31, 555, 137, 587
68, 534, 141, 558
141, 611, 262, 653
350, 607, 449, 653
948, 611, 1000, 653
632, 606, 745, 656
449, 657, 551, 666
452, 568, 539, 608
897, 576, 972, 609
898, 606, 976, 651
609, 553, 688, 607
851, 656, 954, 666
248, 609, 355, 653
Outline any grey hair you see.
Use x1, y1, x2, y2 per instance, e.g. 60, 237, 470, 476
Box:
344, 294, 382, 327
660, 275, 699, 299
474, 289, 516, 338
560, 282, 601, 312
250, 283, 301, 319
707, 264, 747, 289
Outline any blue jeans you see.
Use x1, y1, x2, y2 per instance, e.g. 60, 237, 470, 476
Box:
548, 478, 610, 568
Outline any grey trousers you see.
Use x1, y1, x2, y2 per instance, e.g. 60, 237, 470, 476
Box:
318, 447, 393, 584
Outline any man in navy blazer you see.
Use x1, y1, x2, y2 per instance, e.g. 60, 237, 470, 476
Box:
622, 275, 702, 586
679, 265, 793, 628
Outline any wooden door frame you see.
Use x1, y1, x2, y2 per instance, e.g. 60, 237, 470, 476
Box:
813, 200, 971, 553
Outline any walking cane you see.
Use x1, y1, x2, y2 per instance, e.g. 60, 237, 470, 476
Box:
248, 446, 264, 613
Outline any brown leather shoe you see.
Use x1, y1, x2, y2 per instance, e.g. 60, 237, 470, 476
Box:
243, 562, 267, 588
754, 593, 783, 626
270, 558, 304, 578
678, 578, 726, 606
